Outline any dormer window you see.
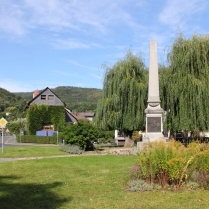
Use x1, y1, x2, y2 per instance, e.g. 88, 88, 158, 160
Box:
48, 95, 54, 100
41, 95, 46, 100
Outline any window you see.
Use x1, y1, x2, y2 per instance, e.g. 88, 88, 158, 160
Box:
41, 95, 46, 100
48, 95, 54, 100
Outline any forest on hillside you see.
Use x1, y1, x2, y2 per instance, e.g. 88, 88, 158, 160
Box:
0, 86, 102, 122
14, 86, 102, 112
0, 87, 27, 120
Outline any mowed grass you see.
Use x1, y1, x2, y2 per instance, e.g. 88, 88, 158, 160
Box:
0, 146, 69, 158
0, 150, 209, 208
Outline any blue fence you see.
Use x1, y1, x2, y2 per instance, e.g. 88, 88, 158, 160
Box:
36, 130, 58, 136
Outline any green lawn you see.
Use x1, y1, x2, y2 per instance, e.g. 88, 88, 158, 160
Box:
0, 149, 209, 209
0, 146, 69, 158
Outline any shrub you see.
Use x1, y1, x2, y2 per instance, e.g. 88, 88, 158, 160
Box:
167, 157, 186, 184
191, 149, 209, 189
190, 170, 209, 189
132, 140, 207, 190
61, 120, 98, 150
130, 164, 141, 180
127, 179, 155, 192
97, 138, 106, 144
59, 144, 83, 154
7, 118, 27, 135
97, 137, 114, 144
186, 181, 199, 190
194, 149, 209, 171
96, 130, 115, 144
137, 140, 185, 185
132, 131, 142, 142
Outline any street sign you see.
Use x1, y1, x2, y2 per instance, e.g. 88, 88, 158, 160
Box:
0, 117, 8, 128
0, 117, 7, 153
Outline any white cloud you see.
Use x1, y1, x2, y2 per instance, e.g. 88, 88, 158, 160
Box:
24, 0, 77, 30
159, 0, 208, 29
0, 79, 31, 92
52, 38, 90, 49
66, 59, 98, 71
0, 77, 62, 92
0, 0, 144, 40
91, 73, 103, 80
52, 70, 76, 77
0, 0, 26, 36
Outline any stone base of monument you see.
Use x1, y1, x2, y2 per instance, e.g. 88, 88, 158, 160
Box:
137, 134, 167, 151
143, 133, 165, 142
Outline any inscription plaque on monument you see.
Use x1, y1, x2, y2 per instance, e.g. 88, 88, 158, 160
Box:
147, 117, 161, 132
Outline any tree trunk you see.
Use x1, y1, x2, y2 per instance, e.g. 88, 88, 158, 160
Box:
123, 130, 134, 147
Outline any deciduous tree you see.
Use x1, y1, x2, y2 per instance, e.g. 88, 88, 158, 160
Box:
161, 35, 209, 132
95, 52, 148, 146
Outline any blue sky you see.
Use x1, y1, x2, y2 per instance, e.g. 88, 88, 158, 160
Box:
0, 0, 209, 92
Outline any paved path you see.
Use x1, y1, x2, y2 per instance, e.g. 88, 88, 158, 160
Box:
0, 154, 80, 163
0, 135, 134, 163
3, 135, 57, 147
0, 151, 107, 163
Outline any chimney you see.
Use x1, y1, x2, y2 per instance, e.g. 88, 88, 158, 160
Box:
33, 90, 39, 98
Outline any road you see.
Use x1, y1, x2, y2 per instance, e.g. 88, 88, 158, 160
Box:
0, 135, 18, 147
0, 135, 57, 149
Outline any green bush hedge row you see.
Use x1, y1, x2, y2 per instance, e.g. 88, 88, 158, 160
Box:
16, 135, 58, 144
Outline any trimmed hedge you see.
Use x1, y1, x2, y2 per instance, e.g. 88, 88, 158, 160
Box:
16, 135, 58, 144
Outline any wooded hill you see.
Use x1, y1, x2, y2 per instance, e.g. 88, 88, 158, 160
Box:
14, 86, 102, 112
0, 87, 27, 119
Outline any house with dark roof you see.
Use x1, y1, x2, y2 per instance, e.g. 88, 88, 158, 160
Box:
79, 112, 95, 121
26, 87, 66, 108
26, 87, 93, 126
65, 108, 89, 123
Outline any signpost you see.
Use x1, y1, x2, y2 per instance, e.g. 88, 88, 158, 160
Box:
57, 129, 59, 145
0, 117, 8, 153
20, 128, 24, 146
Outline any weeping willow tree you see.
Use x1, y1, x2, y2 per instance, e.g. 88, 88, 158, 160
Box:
160, 35, 209, 132
95, 52, 148, 146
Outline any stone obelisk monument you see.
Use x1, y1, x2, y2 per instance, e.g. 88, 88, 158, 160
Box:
143, 40, 164, 142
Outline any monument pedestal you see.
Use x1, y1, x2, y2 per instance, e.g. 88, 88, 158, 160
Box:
140, 109, 166, 149
143, 111, 165, 142
141, 110, 166, 149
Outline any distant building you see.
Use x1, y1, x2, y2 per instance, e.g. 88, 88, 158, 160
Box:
26, 87, 95, 125
79, 112, 95, 121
